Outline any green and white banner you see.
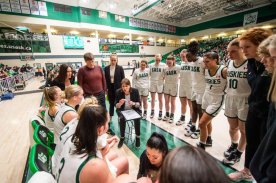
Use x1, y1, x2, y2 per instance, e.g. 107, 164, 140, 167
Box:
99, 44, 139, 53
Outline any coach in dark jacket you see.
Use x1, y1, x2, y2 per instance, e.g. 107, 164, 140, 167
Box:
104, 53, 125, 117
115, 78, 141, 149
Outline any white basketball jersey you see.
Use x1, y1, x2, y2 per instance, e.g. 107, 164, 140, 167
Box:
55, 137, 93, 183
132, 68, 150, 89
52, 118, 78, 175
44, 104, 60, 133
54, 103, 76, 144
226, 60, 251, 96
164, 65, 181, 85
149, 62, 166, 83
179, 61, 192, 86
204, 65, 227, 95
190, 57, 206, 93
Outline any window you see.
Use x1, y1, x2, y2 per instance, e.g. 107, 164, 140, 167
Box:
81, 8, 91, 16
54, 4, 72, 13
115, 15, 125, 22
99, 11, 107, 18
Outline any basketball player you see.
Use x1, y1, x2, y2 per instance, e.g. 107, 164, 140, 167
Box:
163, 55, 180, 123
149, 54, 166, 120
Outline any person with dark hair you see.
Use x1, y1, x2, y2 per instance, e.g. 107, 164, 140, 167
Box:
157, 146, 230, 183
185, 41, 205, 139
228, 27, 272, 181
115, 78, 141, 148
55, 105, 132, 183
137, 132, 168, 182
77, 52, 107, 108
104, 53, 125, 135
197, 52, 227, 150
51, 64, 73, 91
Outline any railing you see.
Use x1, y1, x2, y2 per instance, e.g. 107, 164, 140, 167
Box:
0, 72, 34, 94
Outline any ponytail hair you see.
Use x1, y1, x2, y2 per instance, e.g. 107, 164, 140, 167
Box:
44, 86, 59, 108
147, 132, 168, 155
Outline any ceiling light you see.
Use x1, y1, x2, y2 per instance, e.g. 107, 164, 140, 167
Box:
148, 37, 154, 41
108, 33, 116, 38
124, 35, 129, 39
202, 35, 209, 40
261, 25, 273, 29
190, 38, 197, 41
168, 4, 172, 8
158, 38, 164, 42
70, 31, 79, 35
90, 32, 96, 36
218, 32, 227, 37
137, 36, 144, 40
236, 29, 246, 34
180, 39, 185, 42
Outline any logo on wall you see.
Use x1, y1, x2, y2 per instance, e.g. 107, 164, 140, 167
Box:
243, 12, 258, 26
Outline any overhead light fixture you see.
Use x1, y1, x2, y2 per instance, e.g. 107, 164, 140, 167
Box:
148, 37, 154, 41
124, 35, 129, 39
168, 4, 172, 8
70, 31, 79, 35
180, 39, 185, 42
137, 36, 144, 40
218, 32, 227, 37
190, 38, 197, 41
236, 29, 246, 34
108, 33, 116, 38
261, 25, 273, 29
158, 38, 164, 42
132, 0, 161, 16
202, 35, 209, 40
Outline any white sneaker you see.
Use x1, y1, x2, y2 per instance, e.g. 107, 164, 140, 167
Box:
176, 120, 185, 126
169, 117, 174, 123
163, 115, 169, 121
190, 129, 200, 139
142, 113, 147, 120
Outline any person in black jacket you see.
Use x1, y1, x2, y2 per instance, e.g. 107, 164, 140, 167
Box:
104, 53, 125, 118
249, 34, 276, 183
115, 78, 141, 148
228, 28, 272, 182
51, 64, 73, 91
137, 132, 168, 183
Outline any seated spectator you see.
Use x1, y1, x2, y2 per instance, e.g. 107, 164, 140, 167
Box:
137, 132, 168, 182
157, 146, 230, 183
115, 78, 141, 148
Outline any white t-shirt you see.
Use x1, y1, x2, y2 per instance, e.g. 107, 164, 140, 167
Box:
132, 68, 150, 89
164, 65, 181, 85
149, 62, 166, 83
179, 61, 192, 86
190, 57, 206, 93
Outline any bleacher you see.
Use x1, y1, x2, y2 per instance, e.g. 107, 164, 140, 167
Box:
149, 37, 234, 65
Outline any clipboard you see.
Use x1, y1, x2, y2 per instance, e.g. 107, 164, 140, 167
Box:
121, 109, 141, 121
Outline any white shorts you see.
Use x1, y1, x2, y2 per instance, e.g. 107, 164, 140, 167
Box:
202, 92, 224, 117
224, 95, 249, 122
179, 83, 192, 99
163, 83, 178, 97
150, 81, 164, 94
191, 91, 204, 105
137, 87, 149, 97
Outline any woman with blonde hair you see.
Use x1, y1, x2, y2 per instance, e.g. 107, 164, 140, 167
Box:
43, 86, 62, 132
53, 85, 83, 144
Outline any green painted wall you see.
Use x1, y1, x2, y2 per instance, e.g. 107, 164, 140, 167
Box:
0, 1, 275, 36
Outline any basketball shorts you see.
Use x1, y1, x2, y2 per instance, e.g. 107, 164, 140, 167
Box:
224, 95, 249, 122
179, 83, 192, 99
150, 81, 164, 94
137, 87, 149, 97
191, 91, 204, 105
163, 83, 178, 97
202, 92, 224, 117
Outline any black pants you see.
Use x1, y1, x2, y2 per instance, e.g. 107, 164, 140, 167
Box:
244, 109, 268, 168
118, 115, 140, 138
108, 84, 116, 116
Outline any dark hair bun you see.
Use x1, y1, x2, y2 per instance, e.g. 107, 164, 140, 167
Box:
188, 41, 199, 55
